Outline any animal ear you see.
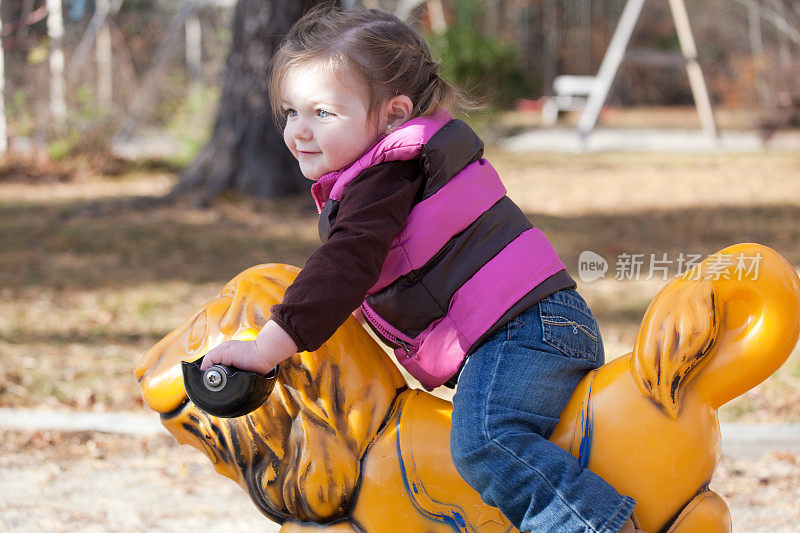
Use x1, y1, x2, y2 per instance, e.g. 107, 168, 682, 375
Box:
185, 310, 208, 354
631, 279, 719, 419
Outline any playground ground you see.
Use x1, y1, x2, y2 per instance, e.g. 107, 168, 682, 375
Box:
1, 110, 799, 530
0, 423, 798, 532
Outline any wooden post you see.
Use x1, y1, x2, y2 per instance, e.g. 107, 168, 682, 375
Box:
735, 0, 800, 45
579, 0, 718, 140
96, 0, 113, 111
46, 0, 67, 130
578, 0, 646, 139
668, 0, 718, 138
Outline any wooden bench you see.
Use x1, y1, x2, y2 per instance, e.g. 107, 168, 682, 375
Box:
541, 75, 597, 126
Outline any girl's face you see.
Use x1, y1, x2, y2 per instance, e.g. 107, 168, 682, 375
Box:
281, 63, 380, 181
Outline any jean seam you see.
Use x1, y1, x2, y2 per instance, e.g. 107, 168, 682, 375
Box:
541, 338, 597, 363
481, 338, 507, 447
542, 302, 596, 331
540, 318, 598, 341
602, 503, 627, 532
596, 495, 636, 533
485, 436, 600, 532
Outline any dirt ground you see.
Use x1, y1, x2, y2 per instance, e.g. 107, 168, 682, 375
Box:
0, 428, 799, 532
1, 114, 800, 530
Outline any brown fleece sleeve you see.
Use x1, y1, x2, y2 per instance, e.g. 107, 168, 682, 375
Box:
270, 159, 423, 352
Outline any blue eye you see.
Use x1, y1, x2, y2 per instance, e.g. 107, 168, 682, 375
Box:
284, 108, 297, 119
317, 109, 333, 118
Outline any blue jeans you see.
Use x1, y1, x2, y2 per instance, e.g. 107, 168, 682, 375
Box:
451, 289, 636, 532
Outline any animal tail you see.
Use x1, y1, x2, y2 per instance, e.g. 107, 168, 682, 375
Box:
631, 279, 719, 419
631, 244, 800, 416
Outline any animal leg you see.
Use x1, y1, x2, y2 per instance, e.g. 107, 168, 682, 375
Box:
665, 489, 731, 533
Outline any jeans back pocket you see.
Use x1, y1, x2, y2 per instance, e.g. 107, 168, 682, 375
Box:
539, 290, 599, 362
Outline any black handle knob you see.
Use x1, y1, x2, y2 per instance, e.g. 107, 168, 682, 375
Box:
181, 357, 278, 418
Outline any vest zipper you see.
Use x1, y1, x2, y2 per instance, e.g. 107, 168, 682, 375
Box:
360, 304, 415, 358
396, 339, 412, 358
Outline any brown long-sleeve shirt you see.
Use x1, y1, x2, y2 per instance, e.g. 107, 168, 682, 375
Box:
270, 159, 424, 352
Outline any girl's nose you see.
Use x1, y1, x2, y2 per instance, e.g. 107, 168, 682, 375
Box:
291, 120, 312, 141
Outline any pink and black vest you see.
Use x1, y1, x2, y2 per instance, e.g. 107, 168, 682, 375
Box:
311, 110, 574, 390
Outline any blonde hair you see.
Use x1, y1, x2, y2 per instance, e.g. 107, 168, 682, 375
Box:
269, 5, 478, 127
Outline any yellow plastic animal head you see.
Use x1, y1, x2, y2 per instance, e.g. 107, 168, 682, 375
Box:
134, 264, 405, 523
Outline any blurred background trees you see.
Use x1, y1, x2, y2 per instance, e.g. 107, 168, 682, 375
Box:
172, 0, 320, 203
0, 0, 798, 197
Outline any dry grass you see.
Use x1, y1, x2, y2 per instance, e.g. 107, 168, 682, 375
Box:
1, 136, 799, 420
0, 173, 321, 410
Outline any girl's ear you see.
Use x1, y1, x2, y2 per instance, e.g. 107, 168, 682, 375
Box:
384, 95, 413, 133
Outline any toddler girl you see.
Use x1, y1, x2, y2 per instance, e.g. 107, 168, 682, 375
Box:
201, 6, 639, 532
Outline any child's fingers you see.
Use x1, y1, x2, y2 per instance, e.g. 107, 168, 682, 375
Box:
199, 341, 239, 371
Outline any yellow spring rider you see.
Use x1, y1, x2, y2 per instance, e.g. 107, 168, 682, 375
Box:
135, 243, 800, 532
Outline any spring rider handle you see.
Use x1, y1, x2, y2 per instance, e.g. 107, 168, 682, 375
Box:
181, 357, 278, 418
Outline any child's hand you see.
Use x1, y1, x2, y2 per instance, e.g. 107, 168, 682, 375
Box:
199, 321, 298, 375
199, 338, 267, 373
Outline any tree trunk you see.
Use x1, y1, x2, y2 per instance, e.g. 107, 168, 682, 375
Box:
46, 0, 67, 132
173, 0, 325, 203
